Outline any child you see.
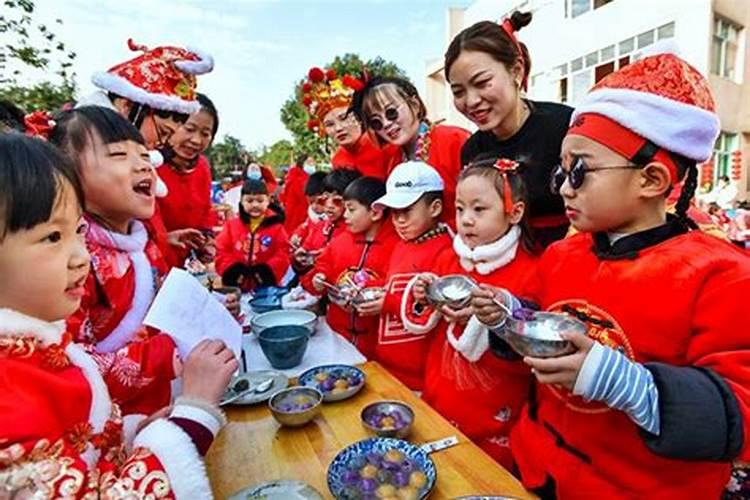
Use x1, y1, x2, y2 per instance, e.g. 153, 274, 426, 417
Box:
289, 171, 327, 252
305, 177, 399, 358
216, 178, 290, 291
291, 168, 361, 274
280, 153, 314, 233
406, 156, 539, 468
0, 133, 237, 498
49, 106, 180, 416
473, 53, 750, 498
374, 161, 454, 390
351, 76, 469, 225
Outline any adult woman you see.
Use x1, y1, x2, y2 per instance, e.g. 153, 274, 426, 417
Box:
445, 11, 572, 247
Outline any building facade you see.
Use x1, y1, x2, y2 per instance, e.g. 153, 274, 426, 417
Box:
426, 0, 750, 203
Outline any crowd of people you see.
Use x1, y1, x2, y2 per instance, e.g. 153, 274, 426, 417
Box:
1, 10, 749, 500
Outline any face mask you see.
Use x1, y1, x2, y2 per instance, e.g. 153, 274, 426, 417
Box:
247, 169, 262, 180
303, 164, 316, 175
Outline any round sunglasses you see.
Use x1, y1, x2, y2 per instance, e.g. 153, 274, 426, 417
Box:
550, 157, 640, 194
367, 102, 405, 131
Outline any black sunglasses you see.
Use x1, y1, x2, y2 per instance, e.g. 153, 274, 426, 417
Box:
550, 157, 640, 194
367, 106, 400, 131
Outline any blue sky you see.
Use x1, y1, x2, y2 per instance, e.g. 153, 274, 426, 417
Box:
29, 0, 473, 149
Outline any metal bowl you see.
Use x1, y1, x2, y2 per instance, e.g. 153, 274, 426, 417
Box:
498, 310, 588, 358
327, 283, 359, 308
427, 274, 477, 309
268, 387, 322, 427
360, 400, 415, 439
251, 310, 317, 336
351, 287, 384, 307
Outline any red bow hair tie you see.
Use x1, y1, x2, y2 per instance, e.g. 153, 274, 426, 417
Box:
500, 18, 528, 91
494, 158, 520, 214
24, 111, 55, 140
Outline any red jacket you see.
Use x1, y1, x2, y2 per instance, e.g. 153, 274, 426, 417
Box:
302, 222, 399, 358
376, 229, 453, 389
512, 228, 750, 499
280, 166, 309, 233
67, 218, 176, 416
299, 217, 347, 254
215, 207, 290, 290
332, 133, 399, 180
408, 243, 539, 469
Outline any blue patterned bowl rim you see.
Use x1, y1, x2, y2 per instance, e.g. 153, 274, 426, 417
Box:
298, 365, 365, 390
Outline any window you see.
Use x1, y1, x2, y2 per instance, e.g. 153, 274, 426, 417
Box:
571, 71, 592, 103
619, 37, 635, 55
712, 17, 741, 80
585, 51, 599, 68
600, 45, 615, 62
637, 29, 655, 49
657, 22, 675, 40
571, 57, 584, 72
594, 61, 615, 82
568, 0, 613, 18
714, 132, 739, 180
552, 63, 568, 78
558, 77, 568, 103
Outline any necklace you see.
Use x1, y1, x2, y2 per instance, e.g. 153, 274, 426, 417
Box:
406, 121, 433, 162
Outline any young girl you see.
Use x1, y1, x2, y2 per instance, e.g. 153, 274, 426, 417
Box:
215, 178, 290, 291
405, 156, 539, 469
473, 53, 750, 498
445, 11, 572, 247
305, 177, 399, 358
351, 76, 469, 226
50, 106, 180, 416
0, 133, 237, 498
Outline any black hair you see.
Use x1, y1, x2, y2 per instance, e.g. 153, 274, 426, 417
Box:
295, 153, 309, 168
720, 175, 730, 183
0, 100, 26, 133
672, 155, 699, 230
107, 92, 188, 128
418, 191, 444, 208
238, 179, 270, 223
322, 168, 362, 195
49, 106, 146, 169
0, 133, 84, 239
461, 153, 538, 254
196, 93, 219, 140
350, 76, 426, 137
304, 171, 327, 196
343, 176, 386, 207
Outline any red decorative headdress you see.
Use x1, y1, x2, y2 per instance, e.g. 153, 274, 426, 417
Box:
24, 111, 55, 140
501, 18, 528, 91
302, 66, 365, 136
493, 158, 520, 214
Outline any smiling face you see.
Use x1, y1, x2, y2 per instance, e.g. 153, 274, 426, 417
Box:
448, 50, 522, 134
323, 106, 362, 148
78, 131, 155, 233
170, 109, 216, 161
0, 179, 90, 322
456, 174, 522, 249
363, 84, 422, 147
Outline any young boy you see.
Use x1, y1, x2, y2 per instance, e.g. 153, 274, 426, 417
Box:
304, 177, 399, 358
290, 171, 327, 257
473, 52, 750, 498
374, 161, 454, 389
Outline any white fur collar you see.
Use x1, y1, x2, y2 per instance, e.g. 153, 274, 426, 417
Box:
308, 206, 326, 223
453, 225, 521, 275
87, 218, 148, 253
0, 308, 65, 347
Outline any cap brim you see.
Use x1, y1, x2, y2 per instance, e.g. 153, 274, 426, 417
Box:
373, 191, 423, 210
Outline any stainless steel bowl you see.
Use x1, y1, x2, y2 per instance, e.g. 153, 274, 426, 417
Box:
360, 400, 415, 439
268, 387, 323, 427
351, 287, 384, 307
427, 274, 476, 309
498, 310, 587, 358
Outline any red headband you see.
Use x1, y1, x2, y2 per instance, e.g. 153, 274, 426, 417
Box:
501, 18, 528, 91
494, 158, 520, 214
24, 111, 55, 140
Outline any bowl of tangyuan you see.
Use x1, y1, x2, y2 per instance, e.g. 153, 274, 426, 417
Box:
298, 364, 365, 402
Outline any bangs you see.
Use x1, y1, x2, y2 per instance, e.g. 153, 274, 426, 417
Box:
363, 84, 408, 117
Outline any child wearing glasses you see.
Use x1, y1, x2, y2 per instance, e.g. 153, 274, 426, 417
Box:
290, 171, 328, 273
351, 76, 469, 227
473, 53, 750, 498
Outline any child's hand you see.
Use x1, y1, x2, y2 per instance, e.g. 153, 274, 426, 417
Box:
168, 228, 207, 250
523, 332, 595, 391
290, 234, 302, 248
412, 273, 435, 304
182, 339, 238, 406
312, 273, 327, 292
440, 304, 473, 325
471, 284, 511, 326
355, 289, 385, 316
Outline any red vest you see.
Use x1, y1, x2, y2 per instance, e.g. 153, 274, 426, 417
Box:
513, 231, 750, 499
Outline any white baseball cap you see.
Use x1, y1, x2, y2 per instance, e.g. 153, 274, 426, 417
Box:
374, 161, 444, 209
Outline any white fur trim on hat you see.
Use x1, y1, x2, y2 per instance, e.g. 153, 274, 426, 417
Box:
571, 87, 720, 162
134, 418, 213, 500
175, 46, 214, 75
91, 72, 200, 115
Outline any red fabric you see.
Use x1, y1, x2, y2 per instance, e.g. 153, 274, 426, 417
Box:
279, 166, 309, 232
67, 219, 176, 416
376, 232, 453, 389
302, 222, 399, 358
260, 165, 279, 194
512, 231, 750, 499
215, 209, 290, 289
299, 217, 347, 254
417, 247, 539, 469
332, 133, 400, 180
292, 213, 325, 247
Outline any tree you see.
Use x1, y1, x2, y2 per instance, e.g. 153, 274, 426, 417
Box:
256, 139, 295, 176
280, 53, 408, 161
205, 134, 250, 180
0, 0, 77, 111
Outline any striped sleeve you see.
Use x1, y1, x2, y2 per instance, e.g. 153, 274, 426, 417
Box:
573, 342, 660, 435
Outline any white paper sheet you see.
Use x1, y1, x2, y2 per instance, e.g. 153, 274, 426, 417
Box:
144, 269, 242, 360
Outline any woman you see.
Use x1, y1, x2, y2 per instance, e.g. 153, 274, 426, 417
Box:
445, 11, 572, 247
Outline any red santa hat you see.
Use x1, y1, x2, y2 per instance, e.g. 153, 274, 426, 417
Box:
568, 50, 720, 183
92, 39, 213, 115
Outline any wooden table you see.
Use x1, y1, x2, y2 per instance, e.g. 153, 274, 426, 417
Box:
206, 361, 535, 499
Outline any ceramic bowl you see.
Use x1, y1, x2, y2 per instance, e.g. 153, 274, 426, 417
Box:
268, 387, 322, 427
251, 310, 317, 336
499, 309, 588, 358
427, 274, 476, 309
257, 325, 310, 369
360, 400, 415, 439
249, 295, 282, 314
298, 365, 365, 402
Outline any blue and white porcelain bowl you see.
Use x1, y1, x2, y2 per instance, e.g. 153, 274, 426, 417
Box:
298, 364, 365, 402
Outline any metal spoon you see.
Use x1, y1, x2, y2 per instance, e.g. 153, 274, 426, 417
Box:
221, 377, 275, 406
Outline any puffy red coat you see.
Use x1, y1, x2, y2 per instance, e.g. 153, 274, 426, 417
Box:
376, 230, 453, 389
280, 166, 309, 233
302, 222, 399, 358
513, 229, 750, 499
332, 133, 400, 181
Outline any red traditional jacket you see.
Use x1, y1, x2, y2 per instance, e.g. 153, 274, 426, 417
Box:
302, 221, 399, 358
512, 224, 750, 499
215, 207, 291, 289
403, 228, 538, 469
331, 133, 399, 181
0, 308, 213, 499
67, 218, 176, 416
376, 227, 453, 389
279, 166, 309, 233
299, 217, 347, 254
